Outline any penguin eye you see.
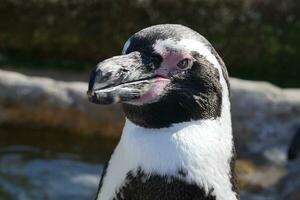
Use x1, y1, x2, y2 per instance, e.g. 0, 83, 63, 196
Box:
177, 58, 192, 70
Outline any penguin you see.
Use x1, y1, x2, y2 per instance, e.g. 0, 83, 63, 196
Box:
87, 24, 239, 200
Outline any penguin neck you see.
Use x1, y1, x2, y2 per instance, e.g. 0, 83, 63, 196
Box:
123, 83, 232, 137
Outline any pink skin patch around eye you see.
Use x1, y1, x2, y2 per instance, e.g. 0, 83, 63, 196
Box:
154, 51, 193, 78
131, 50, 192, 105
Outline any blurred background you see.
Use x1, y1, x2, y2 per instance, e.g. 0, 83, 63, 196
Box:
0, 0, 299, 200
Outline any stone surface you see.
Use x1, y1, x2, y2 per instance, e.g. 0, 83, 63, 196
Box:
236, 159, 286, 192
277, 159, 300, 200
1, 69, 300, 162
1, 69, 300, 199
230, 78, 300, 163
0, 145, 101, 200
0, 69, 124, 138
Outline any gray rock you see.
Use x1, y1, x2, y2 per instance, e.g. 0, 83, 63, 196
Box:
231, 78, 300, 164
1, 70, 300, 164
0, 69, 124, 138
0, 145, 102, 200
277, 159, 300, 200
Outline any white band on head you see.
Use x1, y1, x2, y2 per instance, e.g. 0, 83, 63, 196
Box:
122, 39, 131, 54
153, 39, 222, 72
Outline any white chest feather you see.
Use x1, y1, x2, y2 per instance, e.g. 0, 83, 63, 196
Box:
97, 97, 237, 200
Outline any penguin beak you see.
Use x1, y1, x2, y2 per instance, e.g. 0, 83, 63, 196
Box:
87, 51, 161, 105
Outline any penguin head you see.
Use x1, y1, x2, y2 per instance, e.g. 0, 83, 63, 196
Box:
87, 24, 229, 128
